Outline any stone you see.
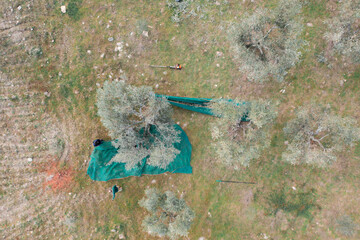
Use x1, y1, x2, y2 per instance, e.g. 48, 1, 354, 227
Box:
61, 6, 66, 13
142, 31, 149, 37
27, 158, 33, 162
307, 22, 313, 27
108, 37, 114, 42
339, 79, 344, 87
155, 84, 159, 89
216, 51, 223, 57
119, 233, 125, 239
151, 180, 156, 184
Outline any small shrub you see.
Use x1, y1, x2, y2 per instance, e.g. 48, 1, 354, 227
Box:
166, 0, 208, 23
30, 47, 43, 58
139, 188, 195, 239
67, 0, 81, 20
136, 19, 149, 34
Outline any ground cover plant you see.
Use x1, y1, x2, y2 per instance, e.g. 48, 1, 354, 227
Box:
1, 0, 360, 239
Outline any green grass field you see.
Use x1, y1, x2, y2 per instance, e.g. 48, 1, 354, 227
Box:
2, 0, 360, 239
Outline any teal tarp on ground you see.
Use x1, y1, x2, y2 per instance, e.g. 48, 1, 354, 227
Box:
156, 94, 214, 116
156, 94, 249, 121
87, 124, 192, 181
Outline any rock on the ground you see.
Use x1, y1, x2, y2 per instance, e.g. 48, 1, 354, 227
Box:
142, 31, 149, 37
61, 6, 66, 13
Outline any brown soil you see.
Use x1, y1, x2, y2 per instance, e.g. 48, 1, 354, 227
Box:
42, 161, 74, 192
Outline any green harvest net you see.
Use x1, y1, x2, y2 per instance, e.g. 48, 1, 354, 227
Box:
87, 96, 248, 181
87, 124, 192, 181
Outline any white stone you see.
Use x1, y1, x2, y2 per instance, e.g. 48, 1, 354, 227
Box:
142, 31, 149, 37
151, 180, 156, 184
17, 6, 22, 10
27, 158, 33, 162
307, 22, 313, 27
119, 233, 125, 239
108, 37, 114, 42
216, 64, 220, 67
292, 186, 296, 190
155, 84, 159, 89
61, 6, 66, 13
87, 50, 91, 54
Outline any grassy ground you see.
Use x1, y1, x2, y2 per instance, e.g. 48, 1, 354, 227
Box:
2, 0, 360, 239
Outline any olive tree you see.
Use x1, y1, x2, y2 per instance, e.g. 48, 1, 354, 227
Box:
96, 81, 181, 170
229, 0, 306, 82
210, 99, 277, 168
283, 104, 360, 167
139, 188, 195, 239
325, 0, 360, 63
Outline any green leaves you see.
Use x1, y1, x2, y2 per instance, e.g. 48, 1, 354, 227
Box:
325, 0, 360, 63
210, 99, 277, 168
229, 0, 306, 82
96, 81, 181, 170
139, 189, 195, 239
283, 104, 360, 166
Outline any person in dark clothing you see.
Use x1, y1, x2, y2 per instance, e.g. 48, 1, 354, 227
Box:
109, 185, 122, 200
93, 139, 103, 147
